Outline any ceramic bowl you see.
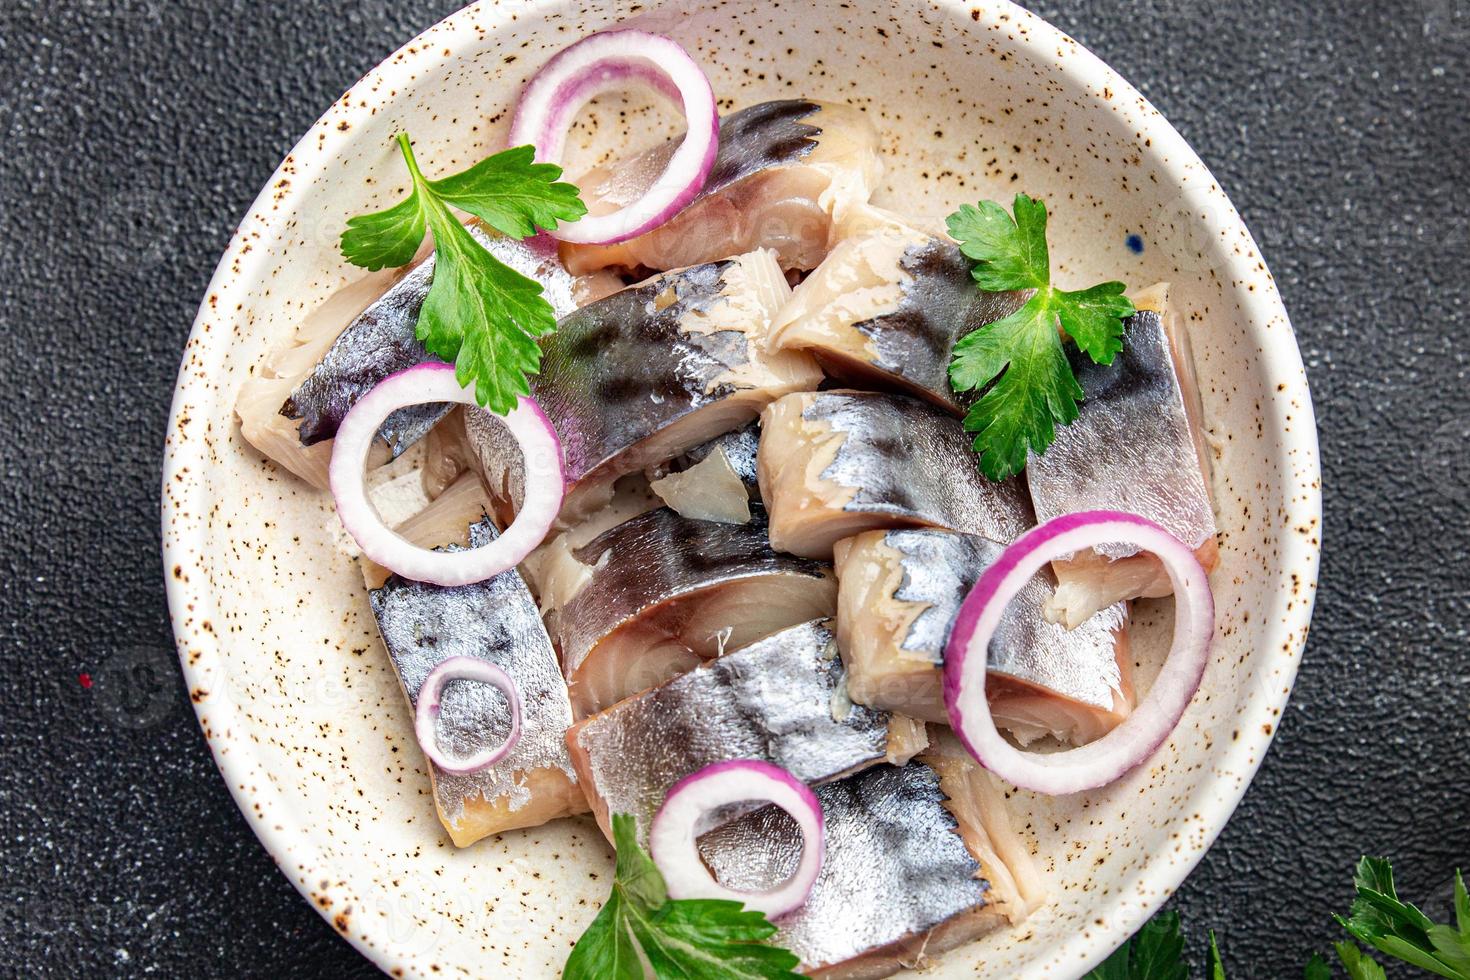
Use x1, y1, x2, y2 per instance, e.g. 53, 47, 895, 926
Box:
162, 1, 1321, 976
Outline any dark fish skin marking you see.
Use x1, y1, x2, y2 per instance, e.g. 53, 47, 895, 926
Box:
805, 390, 1033, 543
703, 100, 823, 195
558, 505, 830, 671
570, 503, 821, 576
850, 238, 1028, 413
281, 259, 446, 453
1065, 309, 1169, 402
698, 761, 991, 969
281, 231, 574, 455
534, 260, 751, 483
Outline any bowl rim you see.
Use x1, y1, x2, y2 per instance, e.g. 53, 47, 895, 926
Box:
161, 1, 1322, 976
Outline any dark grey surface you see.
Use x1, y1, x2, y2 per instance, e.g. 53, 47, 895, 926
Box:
0, 0, 1465, 977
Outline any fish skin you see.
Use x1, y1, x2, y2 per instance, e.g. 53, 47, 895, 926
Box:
566, 101, 821, 222
809, 392, 1031, 538
843, 528, 1129, 723
471, 249, 813, 519
698, 761, 994, 975
534, 260, 740, 484
562, 100, 880, 275
852, 239, 1028, 410
557, 505, 834, 680
368, 518, 582, 843
776, 228, 1029, 413
1027, 307, 1216, 559
566, 619, 896, 841
760, 390, 1032, 558
281, 230, 576, 454
702, 99, 824, 191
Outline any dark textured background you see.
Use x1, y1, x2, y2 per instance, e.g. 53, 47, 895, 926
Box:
1, 0, 1466, 977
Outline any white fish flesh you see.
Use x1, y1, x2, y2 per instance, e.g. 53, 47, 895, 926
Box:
467, 249, 819, 522
698, 746, 1042, 978
758, 390, 1031, 559
647, 422, 762, 524
553, 506, 837, 717
565, 619, 927, 842
561, 100, 882, 275
1026, 284, 1219, 627
834, 528, 1133, 744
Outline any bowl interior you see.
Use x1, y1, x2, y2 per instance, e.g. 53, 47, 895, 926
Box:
163, 1, 1319, 976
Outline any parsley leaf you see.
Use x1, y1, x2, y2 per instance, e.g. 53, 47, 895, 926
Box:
1084, 910, 1188, 980
1336, 858, 1470, 980
946, 193, 1134, 480
951, 300, 1083, 482
1207, 931, 1227, 979
340, 133, 586, 414
1306, 953, 1335, 980
948, 196, 1051, 291
1335, 943, 1391, 980
564, 814, 801, 980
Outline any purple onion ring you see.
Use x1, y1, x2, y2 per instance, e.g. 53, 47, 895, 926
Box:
508, 30, 719, 245
415, 656, 523, 776
328, 363, 564, 587
943, 510, 1215, 796
648, 760, 825, 919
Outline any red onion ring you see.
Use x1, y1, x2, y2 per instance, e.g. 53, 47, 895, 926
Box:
648, 760, 824, 919
329, 363, 563, 586
943, 511, 1215, 795
508, 30, 718, 245
415, 656, 522, 775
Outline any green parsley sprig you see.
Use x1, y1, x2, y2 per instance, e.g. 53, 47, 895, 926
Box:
1087, 857, 1468, 979
1332, 858, 1470, 979
340, 134, 586, 414
946, 193, 1135, 481
564, 813, 802, 980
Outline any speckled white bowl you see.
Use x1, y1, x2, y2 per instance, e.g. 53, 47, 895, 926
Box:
162, 1, 1320, 976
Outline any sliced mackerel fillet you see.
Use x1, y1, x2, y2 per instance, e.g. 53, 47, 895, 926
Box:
561, 100, 882, 275
769, 220, 1027, 413
698, 743, 1042, 979
833, 527, 1133, 744
553, 506, 837, 717
757, 390, 1031, 559
235, 230, 585, 489
364, 478, 585, 846
565, 619, 927, 843
466, 248, 820, 524
1026, 283, 1219, 627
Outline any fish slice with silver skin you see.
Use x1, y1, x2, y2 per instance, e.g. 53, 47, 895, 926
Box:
697, 744, 1042, 979
523, 425, 763, 629
1026, 283, 1219, 627
552, 506, 837, 717
235, 229, 611, 488
757, 389, 1032, 559
366, 483, 585, 847
467, 249, 820, 523
834, 527, 1133, 744
561, 99, 882, 276
769, 218, 1028, 413
565, 619, 927, 843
